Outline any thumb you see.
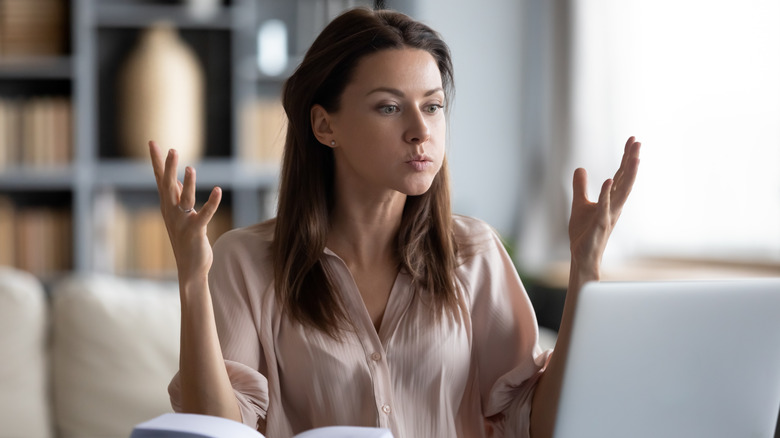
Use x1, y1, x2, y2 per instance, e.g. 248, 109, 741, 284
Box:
195, 186, 223, 226
572, 168, 589, 204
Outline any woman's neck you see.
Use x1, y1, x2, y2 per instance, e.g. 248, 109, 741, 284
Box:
327, 190, 405, 269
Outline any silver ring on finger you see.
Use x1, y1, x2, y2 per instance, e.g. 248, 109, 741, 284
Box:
178, 205, 196, 214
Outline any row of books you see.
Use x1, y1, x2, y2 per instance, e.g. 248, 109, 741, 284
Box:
0, 0, 68, 57
0, 193, 234, 279
0, 196, 72, 277
0, 96, 73, 168
92, 192, 233, 279
0, 95, 284, 168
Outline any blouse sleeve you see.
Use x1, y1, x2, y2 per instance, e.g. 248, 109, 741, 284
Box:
461, 220, 553, 437
168, 228, 272, 431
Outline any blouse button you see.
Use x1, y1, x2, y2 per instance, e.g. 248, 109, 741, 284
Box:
370, 352, 382, 361
382, 404, 392, 414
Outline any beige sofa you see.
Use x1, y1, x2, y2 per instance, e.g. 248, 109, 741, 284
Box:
0, 267, 180, 438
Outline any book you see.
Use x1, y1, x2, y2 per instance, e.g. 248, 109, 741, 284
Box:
0, 96, 72, 168
0, 0, 67, 57
0, 196, 14, 266
14, 206, 71, 276
130, 413, 395, 438
0, 98, 21, 168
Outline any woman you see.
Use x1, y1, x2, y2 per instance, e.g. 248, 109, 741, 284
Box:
149, 7, 640, 438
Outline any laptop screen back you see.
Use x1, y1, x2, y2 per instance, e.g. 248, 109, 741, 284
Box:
553, 278, 780, 438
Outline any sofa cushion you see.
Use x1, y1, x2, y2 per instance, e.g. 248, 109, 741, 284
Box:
0, 267, 52, 438
51, 274, 180, 438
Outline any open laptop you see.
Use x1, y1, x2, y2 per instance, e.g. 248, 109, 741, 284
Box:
553, 278, 780, 438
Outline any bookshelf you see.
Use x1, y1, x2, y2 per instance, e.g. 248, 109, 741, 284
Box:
0, 0, 371, 280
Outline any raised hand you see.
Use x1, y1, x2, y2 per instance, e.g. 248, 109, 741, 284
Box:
568, 136, 641, 281
149, 141, 222, 282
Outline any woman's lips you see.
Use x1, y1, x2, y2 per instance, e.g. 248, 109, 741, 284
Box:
406, 158, 432, 171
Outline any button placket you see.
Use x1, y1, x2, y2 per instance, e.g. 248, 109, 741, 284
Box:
325, 252, 396, 429
367, 349, 391, 423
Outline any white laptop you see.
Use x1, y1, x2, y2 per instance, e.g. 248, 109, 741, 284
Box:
553, 278, 780, 438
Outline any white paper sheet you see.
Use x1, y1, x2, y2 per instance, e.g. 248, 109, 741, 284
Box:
130, 413, 395, 438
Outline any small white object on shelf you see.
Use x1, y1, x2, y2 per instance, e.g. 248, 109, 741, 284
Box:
257, 19, 289, 77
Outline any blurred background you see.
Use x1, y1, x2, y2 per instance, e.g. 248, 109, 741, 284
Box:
1, 0, 779, 299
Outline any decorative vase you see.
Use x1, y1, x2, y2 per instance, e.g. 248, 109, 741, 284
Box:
117, 22, 205, 163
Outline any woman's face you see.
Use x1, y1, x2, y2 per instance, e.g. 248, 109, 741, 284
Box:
326, 47, 446, 198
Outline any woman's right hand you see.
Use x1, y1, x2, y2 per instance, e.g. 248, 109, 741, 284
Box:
149, 141, 222, 282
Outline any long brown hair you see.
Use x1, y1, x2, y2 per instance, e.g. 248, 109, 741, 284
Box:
273, 7, 458, 336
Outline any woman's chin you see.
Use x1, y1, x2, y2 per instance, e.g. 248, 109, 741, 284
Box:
399, 172, 440, 196
402, 182, 435, 197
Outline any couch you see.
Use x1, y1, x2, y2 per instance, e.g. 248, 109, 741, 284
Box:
0, 267, 180, 438
0, 267, 559, 438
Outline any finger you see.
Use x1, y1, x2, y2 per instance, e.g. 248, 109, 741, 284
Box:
622, 136, 635, 166
598, 178, 613, 205
179, 167, 196, 210
613, 138, 641, 193
149, 141, 165, 189
616, 136, 633, 181
597, 178, 613, 224
629, 140, 641, 164
612, 144, 641, 208
614, 136, 636, 183
572, 167, 590, 204
162, 148, 181, 206
195, 186, 223, 225
623, 138, 641, 172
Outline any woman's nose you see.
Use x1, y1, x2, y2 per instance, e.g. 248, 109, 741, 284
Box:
404, 108, 431, 145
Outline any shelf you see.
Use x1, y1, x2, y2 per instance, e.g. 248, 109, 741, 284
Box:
3, 0, 342, 275
93, 159, 279, 189
0, 166, 75, 189
95, 4, 234, 29
238, 55, 303, 83
537, 257, 780, 289
231, 162, 280, 188
0, 57, 73, 80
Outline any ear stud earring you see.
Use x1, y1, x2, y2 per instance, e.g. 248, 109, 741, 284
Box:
330, 140, 336, 146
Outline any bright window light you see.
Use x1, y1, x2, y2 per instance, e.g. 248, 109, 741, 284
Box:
571, 0, 780, 263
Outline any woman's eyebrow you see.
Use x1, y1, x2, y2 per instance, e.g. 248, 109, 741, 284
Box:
365, 87, 444, 97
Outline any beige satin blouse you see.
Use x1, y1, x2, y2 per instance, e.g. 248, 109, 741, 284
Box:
169, 215, 552, 437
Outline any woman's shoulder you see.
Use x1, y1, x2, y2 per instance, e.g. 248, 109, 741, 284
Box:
452, 214, 509, 266
452, 214, 499, 245
209, 219, 278, 314
212, 218, 276, 258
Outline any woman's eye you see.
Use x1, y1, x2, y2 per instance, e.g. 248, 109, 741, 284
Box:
425, 104, 443, 114
380, 105, 399, 115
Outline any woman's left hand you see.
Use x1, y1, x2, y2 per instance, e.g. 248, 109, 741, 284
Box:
568, 136, 641, 281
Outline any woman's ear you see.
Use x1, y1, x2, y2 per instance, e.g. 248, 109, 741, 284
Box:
310, 104, 336, 147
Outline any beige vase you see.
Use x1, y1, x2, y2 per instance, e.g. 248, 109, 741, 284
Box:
117, 22, 205, 163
